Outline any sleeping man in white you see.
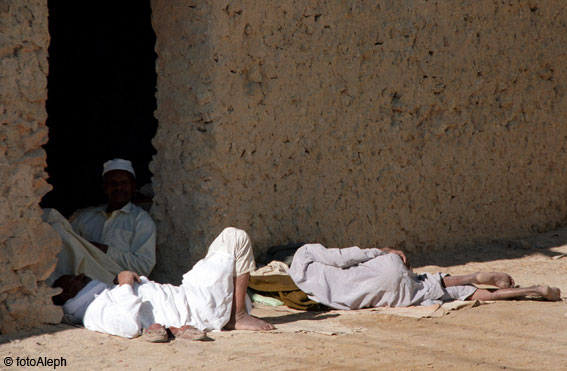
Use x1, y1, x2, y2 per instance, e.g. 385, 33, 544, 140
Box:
52, 227, 274, 341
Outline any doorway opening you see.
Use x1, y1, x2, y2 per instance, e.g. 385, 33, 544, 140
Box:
41, 0, 158, 217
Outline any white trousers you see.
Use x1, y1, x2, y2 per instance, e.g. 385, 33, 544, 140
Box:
205, 227, 256, 276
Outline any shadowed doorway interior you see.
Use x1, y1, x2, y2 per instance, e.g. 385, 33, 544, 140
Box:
41, 0, 157, 217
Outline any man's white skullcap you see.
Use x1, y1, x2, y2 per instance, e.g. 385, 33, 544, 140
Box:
102, 158, 136, 177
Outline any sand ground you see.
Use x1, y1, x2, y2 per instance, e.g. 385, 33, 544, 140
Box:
1, 228, 567, 370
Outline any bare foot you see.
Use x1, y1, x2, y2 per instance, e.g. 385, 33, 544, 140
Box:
475, 272, 515, 288
538, 285, 561, 301
225, 312, 275, 331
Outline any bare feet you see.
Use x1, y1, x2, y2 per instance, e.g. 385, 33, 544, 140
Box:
537, 285, 562, 301
225, 312, 275, 331
475, 272, 515, 288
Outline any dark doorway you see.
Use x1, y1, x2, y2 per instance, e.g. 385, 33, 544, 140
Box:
41, 0, 158, 217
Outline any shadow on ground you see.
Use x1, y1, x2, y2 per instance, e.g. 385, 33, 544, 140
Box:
411, 226, 567, 268
0, 323, 77, 345
262, 311, 337, 326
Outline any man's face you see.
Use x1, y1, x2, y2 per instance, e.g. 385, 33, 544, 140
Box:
52, 274, 91, 305
103, 170, 135, 208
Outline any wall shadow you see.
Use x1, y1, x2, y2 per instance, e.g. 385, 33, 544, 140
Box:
411, 226, 567, 268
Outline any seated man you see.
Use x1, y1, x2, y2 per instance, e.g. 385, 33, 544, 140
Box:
52, 227, 274, 341
44, 158, 156, 285
288, 244, 562, 310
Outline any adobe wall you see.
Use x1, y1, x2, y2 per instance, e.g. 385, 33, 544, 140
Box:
150, 0, 567, 283
0, 0, 62, 333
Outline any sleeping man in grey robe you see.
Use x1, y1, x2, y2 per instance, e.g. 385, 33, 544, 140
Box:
288, 244, 562, 310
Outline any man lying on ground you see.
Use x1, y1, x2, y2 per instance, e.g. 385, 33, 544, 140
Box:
52, 228, 274, 342
44, 158, 156, 285
288, 244, 562, 310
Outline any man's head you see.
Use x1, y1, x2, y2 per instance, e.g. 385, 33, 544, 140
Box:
52, 274, 92, 305
102, 158, 136, 211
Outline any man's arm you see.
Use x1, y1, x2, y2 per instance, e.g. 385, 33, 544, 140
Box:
117, 271, 141, 286
293, 243, 386, 269
379, 247, 410, 268
105, 213, 157, 276
70, 208, 110, 253
83, 271, 143, 338
70, 207, 156, 275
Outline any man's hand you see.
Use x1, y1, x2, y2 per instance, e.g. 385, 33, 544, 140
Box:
380, 247, 410, 268
90, 241, 109, 254
117, 271, 141, 286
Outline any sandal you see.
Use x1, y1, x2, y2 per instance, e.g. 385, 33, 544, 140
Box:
142, 326, 168, 343
170, 325, 208, 341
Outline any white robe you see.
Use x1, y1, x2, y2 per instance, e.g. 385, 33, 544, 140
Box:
65, 252, 235, 338
43, 205, 156, 285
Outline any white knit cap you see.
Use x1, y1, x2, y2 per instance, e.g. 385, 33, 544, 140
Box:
102, 158, 136, 177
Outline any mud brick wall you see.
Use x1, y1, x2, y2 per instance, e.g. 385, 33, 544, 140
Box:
150, 0, 567, 283
0, 0, 62, 333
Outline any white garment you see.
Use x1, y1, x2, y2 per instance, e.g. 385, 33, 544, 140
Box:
43, 209, 124, 285
62, 280, 107, 324
74, 227, 252, 337
205, 227, 256, 276
71, 202, 156, 277
83, 284, 145, 338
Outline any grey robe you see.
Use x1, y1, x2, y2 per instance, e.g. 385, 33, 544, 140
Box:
288, 244, 448, 310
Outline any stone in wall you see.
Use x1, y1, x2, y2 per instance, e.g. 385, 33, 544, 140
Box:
150, 0, 567, 283
0, 0, 62, 333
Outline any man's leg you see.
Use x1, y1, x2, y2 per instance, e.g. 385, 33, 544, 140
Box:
225, 272, 275, 330
206, 227, 274, 330
469, 285, 561, 301
442, 272, 561, 301
442, 272, 515, 289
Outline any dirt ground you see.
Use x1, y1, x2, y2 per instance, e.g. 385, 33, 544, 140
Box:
1, 228, 567, 370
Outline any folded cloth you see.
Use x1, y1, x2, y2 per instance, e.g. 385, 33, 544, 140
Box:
251, 261, 290, 276
248, 274, 323, 311
248, 289, 285, 307
43, 208, 123, 285
370, 300, 494, 318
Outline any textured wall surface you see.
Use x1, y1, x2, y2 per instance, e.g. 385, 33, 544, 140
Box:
150, 0, 567, 283
0, 0, 62, 333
